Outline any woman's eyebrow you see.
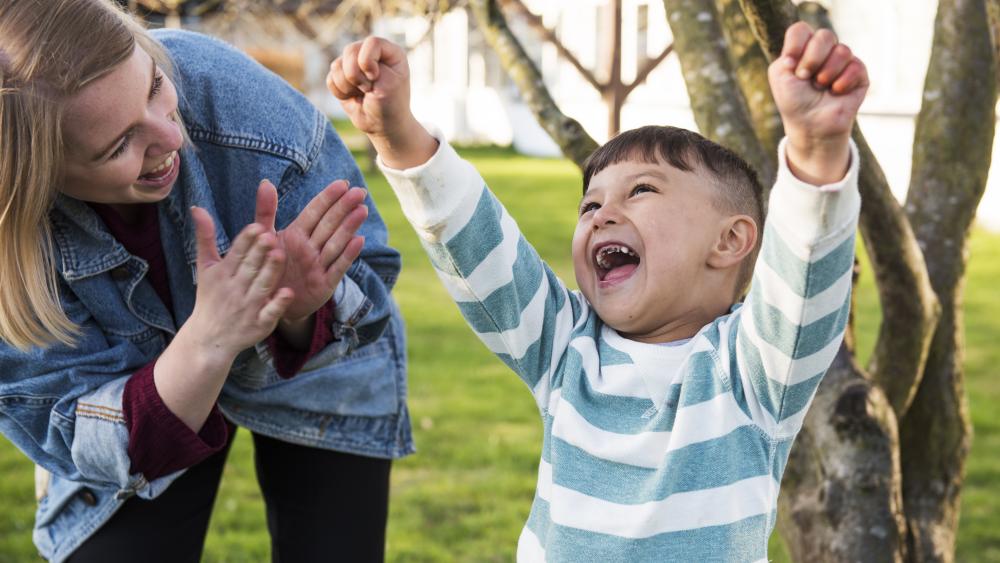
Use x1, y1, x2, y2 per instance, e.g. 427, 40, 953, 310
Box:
91, 57, 157, 161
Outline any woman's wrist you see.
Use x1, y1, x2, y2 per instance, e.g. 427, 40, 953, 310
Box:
153, 323, 237, 432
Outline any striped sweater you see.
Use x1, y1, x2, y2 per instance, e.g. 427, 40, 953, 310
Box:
380, 135, 861, 562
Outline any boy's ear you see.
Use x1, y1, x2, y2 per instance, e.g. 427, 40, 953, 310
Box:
707, 215, 757, 269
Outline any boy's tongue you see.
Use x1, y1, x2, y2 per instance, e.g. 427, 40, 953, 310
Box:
604, 263, 638, 282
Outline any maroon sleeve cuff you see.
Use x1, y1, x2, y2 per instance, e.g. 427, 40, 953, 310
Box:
266, 299, 337, 379
122, 360, 229, 480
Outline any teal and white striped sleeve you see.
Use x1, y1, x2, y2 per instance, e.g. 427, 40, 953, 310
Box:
726, 138, 861, 440
378, 134, 585, 404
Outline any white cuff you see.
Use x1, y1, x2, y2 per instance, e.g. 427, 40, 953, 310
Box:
768, 137, 862, 244
376, 127, 484, 241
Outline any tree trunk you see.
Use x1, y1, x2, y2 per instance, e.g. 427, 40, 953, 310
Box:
900, 0, 997, 560
661, 0, 772, 195
714, 0, 781, 185
778, 344, 907, 562
468, 0, 598, 168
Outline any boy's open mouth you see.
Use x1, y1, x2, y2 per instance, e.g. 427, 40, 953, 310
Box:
594, 243, 641, 282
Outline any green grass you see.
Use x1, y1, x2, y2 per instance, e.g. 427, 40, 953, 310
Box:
0, 129, 997, 561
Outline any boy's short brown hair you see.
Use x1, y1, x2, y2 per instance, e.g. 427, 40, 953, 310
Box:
582, 125, 765, 300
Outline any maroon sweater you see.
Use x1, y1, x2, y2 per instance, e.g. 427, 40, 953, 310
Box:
91, 203, 335, 479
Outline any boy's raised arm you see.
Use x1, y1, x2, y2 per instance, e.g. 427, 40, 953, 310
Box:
327, 37, 438, 169
732, 23, 867, 438
772, 22, 868, 185
330, 37, 584, 408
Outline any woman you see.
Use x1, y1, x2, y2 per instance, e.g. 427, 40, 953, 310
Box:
0, 1, 412, 561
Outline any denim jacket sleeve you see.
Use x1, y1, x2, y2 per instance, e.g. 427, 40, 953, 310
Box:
0, 283, 183, 500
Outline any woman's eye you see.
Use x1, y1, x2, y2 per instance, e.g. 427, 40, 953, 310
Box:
109, 133, 132, 160
580, 202, 599, 215
149, 72, 163, 100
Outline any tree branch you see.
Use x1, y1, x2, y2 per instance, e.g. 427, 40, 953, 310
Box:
468, 0, 598, 168
662, 0, 771, 195
736, 0, 797, 58
499, 0, 604, 91
623, 43, 674, 97
989, 0, 1000, 85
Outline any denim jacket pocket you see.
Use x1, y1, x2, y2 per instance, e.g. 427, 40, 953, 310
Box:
225, 334, 400, 418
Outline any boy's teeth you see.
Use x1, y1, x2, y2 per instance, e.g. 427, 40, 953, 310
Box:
596, 245, 636, 269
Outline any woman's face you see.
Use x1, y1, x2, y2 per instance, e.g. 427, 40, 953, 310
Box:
60, 44, 184, 205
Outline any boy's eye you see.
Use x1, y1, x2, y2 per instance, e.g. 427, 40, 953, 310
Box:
631, 183, 656, 196
580, 201, 599, 215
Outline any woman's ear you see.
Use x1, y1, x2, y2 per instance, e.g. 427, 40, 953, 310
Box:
707, 215, 757, 269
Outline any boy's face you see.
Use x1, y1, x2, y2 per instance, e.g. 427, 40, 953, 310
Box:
572, 158, 728, 342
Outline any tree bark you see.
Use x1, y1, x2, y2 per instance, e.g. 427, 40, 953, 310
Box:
900, 0, 998, 560
661, 0, 772, 195
714, 0, 781, 185
778, 344, 907, 562
468, 0, 598, 168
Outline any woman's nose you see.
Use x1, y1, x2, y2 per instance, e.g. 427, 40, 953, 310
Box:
145, 112, 183, 157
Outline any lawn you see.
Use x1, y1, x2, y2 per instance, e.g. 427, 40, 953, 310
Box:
0, 131, 997, 562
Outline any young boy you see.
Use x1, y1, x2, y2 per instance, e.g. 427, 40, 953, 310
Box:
329, 22, 867, 561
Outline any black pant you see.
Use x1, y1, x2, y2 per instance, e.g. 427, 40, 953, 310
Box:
67, 430, 392, 563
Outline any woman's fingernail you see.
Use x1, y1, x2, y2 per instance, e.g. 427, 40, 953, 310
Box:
796, 68, 811, 80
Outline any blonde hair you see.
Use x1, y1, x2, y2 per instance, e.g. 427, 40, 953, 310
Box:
0, 0, 179, 350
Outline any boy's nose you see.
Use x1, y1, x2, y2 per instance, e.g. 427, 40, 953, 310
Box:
592, 205, 621, 229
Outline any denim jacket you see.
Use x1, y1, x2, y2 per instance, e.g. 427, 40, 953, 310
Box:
0, 30, 413, 562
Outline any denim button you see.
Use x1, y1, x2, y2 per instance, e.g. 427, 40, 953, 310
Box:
110, 267, 129, 281
79, 488, 97, 506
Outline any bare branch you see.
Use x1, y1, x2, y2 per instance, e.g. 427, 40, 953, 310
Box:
989, 0, 1000, 79
735, 0, 797, 59
623, 43, 674, 97
852, 128, 939, 418
468, 0, 598, 168
499, 0, 603, 91
663, 0, 771, 195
